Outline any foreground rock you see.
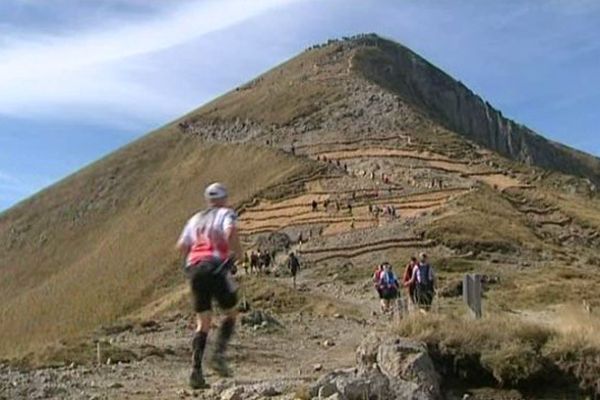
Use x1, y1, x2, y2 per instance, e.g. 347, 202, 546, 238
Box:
311, 334, 441, 399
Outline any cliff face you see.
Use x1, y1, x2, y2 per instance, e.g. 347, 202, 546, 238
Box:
350, 34, 600, 183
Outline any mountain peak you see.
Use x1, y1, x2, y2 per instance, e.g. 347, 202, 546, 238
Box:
184, 34, 600, 183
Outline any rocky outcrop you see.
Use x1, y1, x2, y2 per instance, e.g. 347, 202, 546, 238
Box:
349, 34, 600, 184
311, 334, 441, 400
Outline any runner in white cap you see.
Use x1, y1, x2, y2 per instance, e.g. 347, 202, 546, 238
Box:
176, 182, 243, 389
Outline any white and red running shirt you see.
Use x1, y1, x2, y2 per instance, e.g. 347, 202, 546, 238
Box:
178, 207, 238, 266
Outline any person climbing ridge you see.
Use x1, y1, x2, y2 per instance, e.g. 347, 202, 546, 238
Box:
288, 252, 301, 289
176, 182, 243, 389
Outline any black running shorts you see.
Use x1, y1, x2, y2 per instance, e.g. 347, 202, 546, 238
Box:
187, 260, 238, 313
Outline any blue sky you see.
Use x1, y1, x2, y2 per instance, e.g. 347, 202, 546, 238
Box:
1, 0, 599, 211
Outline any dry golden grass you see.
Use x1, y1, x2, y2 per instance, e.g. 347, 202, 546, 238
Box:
397, 311, 600, 392
427, 187, 545, 254
0, 132, 309, 359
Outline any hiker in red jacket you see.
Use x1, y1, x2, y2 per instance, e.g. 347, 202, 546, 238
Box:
373, 264, 385, 311
402, 257, 418, 306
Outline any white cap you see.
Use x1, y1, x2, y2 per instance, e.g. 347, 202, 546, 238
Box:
204, 182, 228, 200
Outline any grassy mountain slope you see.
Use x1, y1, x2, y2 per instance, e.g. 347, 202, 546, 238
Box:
0, 129, 310, 357
1, 34, 599, 368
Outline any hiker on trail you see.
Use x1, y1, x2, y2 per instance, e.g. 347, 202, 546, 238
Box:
379, 263, 399, 313
261, 251, 272, 271
250, 251, 259, 274
243, 253, 250, 275
373, 264, 384, 308
347, 202, 353, 214
288, 252, 301, 288
256, 249, 264, 273
323, 199, 330, 210
402, 257, 418, 305
406, 253, 436, 311
311, 200, 318, 212
176, 182, 242, 389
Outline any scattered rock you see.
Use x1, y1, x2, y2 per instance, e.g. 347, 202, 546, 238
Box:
318, 382, 338, 398
241, 310, 281, 329
314, 364, 323, 372
438, 279, 463, 298
323, 340, 336, 348
312, 335, 441, 400
108, 382, 123, 389
220, 386, 244, 400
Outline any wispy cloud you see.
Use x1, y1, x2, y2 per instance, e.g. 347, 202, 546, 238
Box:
0, 0, 299, 126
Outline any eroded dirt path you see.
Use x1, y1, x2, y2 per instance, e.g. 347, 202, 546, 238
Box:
1, 262, 385, 400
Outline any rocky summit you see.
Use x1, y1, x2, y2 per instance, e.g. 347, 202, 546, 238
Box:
1, 34, 600, 399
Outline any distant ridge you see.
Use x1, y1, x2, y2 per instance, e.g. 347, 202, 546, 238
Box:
347, 34, 600, 183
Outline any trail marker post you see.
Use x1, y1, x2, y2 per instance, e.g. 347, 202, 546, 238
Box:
463, 274, 482, 319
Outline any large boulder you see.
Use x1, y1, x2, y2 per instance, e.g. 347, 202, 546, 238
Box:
313, 335, 441, 400
376, 338, 440, 399
310, 368, 391, 400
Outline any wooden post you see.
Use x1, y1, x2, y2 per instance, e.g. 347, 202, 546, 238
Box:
463, 274, 482, 319
96, 342, 101, 366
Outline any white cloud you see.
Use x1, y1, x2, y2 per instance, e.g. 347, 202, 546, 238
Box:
0, 0, 300, 125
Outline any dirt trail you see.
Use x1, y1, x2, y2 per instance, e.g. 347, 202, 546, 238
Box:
1, 259, 386, 400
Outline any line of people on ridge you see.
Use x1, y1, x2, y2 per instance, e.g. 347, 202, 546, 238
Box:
373, 253, 436, 314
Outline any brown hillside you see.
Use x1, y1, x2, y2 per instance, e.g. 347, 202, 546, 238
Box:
1, 34, 600, 395
0, 129, 311, 357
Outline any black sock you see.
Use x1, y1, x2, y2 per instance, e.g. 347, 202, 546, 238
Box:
215, 318, 235, 355
192, 331, 208, 370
